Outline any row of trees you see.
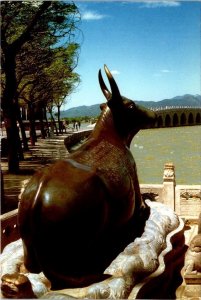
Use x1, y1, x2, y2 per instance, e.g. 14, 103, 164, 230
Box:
1, 1, 81, 173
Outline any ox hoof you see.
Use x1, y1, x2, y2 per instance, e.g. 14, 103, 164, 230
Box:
1, 273, 36, 299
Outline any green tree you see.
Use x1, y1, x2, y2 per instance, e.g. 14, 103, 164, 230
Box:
1, 1, 80, 173
48, 45, 80, 132
15, 40, 54, 146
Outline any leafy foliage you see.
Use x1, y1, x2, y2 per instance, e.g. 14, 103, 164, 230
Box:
1, 1, 81, 110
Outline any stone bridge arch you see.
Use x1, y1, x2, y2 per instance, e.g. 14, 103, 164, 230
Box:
196, 112, 201, 123
180, 113, 186, 126
173, 113, 179, 127
165, 114, 171, 127
188, 112, 194, 125
157, 116, 163, 127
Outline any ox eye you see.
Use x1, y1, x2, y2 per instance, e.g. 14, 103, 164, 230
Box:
128, 104, 135, 109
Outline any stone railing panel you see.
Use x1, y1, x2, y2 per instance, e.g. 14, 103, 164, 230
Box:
176, 185, 201, 218
64, 130, 92, 152
140, 184, 163, 202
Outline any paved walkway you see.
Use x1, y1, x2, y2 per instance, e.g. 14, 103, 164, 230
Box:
1, 133, 71, 213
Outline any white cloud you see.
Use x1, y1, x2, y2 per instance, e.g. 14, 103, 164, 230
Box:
82, 10, 107, 21
161, 69, 172, 73
153, 69, 173, 76
141, 1, 181, 8
111, 70, 120, 75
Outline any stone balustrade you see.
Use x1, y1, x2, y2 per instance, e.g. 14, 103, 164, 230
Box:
64, 129, 92, 152
140, 162, 201, 220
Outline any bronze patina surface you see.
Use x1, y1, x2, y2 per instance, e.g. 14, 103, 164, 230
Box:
18, 65, 157, 289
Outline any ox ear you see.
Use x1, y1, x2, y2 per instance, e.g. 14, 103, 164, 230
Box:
100, 103, 107, 111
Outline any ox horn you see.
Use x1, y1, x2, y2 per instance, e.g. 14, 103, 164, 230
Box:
104, 64, 121, 99
98, 69, 111, 100
99, 65, 121, 101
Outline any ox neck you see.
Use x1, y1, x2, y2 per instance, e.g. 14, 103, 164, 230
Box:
91, 106, 134, 147
126, 129, 140, 147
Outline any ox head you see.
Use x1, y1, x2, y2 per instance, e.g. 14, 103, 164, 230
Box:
99, 65, 157, 143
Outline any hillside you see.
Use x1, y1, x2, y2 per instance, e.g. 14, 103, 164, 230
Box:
60, 104, 100, 118
137, 94, 201, 109
60, 94, 201, 118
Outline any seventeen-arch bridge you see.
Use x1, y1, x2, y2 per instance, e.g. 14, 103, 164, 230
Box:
151, 107, 201, 128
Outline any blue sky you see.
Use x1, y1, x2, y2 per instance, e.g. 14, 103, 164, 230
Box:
64, 0, 200, 109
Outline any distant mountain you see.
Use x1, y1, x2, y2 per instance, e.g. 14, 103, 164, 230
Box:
136, 94, 201, 109
60, 104, 100, 118
60, 94, 201, 118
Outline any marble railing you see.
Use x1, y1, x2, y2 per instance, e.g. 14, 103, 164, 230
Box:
140, 163, 201, 219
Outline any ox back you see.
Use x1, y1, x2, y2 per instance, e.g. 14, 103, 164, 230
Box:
18, 65, 157, 289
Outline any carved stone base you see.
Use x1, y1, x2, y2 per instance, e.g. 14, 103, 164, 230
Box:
182, 284, 201, 299
1, 200, 186, 299
129, 216, 186, 299
184, 273, 201, 285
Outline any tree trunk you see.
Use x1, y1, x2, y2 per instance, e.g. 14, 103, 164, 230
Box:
16, 123, 24, 161
44, 106, 50, 137
39, 106, 46, 139
49, 107, 58, 136
17, 104, 29, 151
57, 105, 62, 133
28, 102, 37, 146
3, 111, 22, 171
1, 48, 20, 173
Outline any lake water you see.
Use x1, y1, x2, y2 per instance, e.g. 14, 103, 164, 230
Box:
130, 125, 201, 185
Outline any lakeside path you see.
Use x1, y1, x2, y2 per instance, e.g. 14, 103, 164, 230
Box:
1, 133, 72, 213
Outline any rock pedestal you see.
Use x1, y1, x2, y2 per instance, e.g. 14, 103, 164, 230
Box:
1, 200, 186, 299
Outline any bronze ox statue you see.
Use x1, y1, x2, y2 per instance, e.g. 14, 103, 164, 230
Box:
18, 65, 157, 289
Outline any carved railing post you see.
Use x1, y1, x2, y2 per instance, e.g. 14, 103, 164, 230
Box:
162, 163, 176, 210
